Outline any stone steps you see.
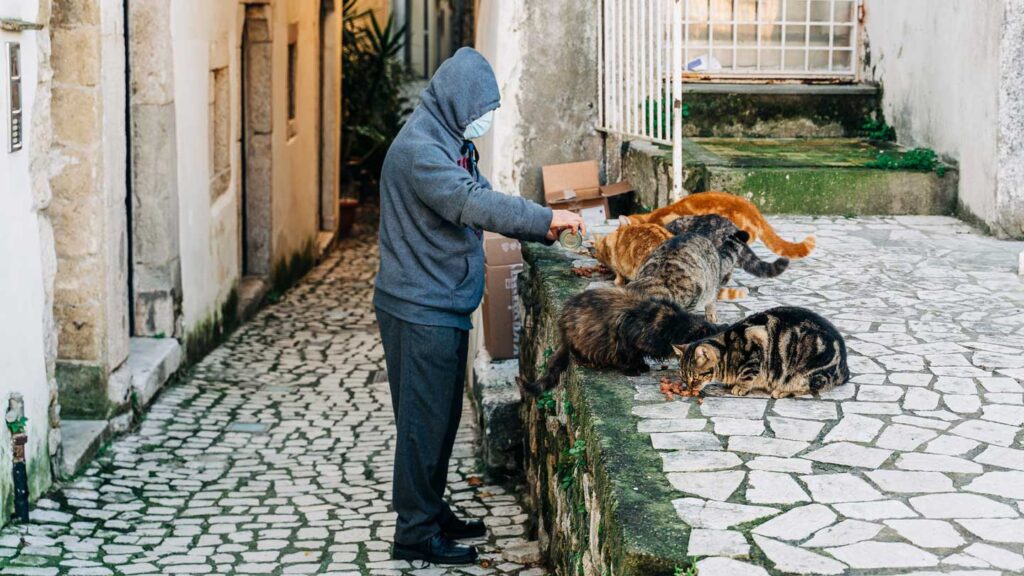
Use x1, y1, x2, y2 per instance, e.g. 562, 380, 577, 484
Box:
679, 83, 881, 139
623, 137, 958, 216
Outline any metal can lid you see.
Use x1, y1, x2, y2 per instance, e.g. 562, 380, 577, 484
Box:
559, 229, 583, 250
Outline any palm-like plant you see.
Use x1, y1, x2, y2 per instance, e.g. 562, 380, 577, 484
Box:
342, 0, 410, 198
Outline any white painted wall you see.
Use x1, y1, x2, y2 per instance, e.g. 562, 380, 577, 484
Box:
0, 1, 54, 520
169, 0, 242, 331
273, 0, 321, 266
474, 0, 525, 196
862, 0, 1004, 226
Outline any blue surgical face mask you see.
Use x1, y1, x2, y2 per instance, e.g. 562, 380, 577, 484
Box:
463, 110, 494, 140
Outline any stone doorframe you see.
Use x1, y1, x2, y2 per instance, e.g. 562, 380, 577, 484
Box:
126, 0, 183, 338
241, 4, 273, 277
319, 0, 341, 233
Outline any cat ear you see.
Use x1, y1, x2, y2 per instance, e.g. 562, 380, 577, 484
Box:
694, 344, 720, 369
733, 230, 751, 243
672, 343, 688, 357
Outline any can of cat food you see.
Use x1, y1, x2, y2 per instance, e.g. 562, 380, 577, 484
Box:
559, 228, 583, 251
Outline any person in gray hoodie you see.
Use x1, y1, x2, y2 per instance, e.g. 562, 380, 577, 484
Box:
374, 48, 583, 564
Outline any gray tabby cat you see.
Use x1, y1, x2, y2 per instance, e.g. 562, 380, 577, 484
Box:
665, 215, 789, 278
674, 306, 850, 399
626, 229, 750, 322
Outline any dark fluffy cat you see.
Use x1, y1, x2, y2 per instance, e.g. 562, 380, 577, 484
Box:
665, 215, 789, 279
674, 306, 850, 399
523, 287, 720, 395
627, 229, 750, 322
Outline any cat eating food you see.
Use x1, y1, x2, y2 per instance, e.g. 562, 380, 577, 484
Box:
674, 306, 849, 399
521, 287, 721, 395
627, 230, 750, 322
623, 191, 816, 259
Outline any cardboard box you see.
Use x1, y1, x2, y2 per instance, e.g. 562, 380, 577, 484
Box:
542, 161, 602, 203
483, 232, 523, 266
482, 263, 523, 360
543, 160, 635, 224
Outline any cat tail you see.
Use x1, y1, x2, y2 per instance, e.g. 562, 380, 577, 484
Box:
755, 215, 816, 259
522, 344, 571, 395
738, 243, 790, 278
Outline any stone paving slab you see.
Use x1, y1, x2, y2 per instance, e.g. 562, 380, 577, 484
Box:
624, 216, 1024, 575
0, 233, 543, 576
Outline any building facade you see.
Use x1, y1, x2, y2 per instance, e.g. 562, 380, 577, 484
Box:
0, 0, 342, 524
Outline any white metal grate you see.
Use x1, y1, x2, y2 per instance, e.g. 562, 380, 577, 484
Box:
682, 0, 859, 79
599, 0, 861, 199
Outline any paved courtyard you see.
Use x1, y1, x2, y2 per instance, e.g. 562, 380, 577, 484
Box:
0, 233, 542, 576
626, 216, 1024, 575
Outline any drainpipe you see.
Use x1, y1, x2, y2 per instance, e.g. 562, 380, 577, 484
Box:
6, 394, 30, 523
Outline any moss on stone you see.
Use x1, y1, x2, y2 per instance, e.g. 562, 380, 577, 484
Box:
272, 239, 317, 296
55, 363, 116, 419
679, 90, 879, 138
520, 243, 696, 576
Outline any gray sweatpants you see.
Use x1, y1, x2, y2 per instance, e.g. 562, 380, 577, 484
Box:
375, 307, 469, 546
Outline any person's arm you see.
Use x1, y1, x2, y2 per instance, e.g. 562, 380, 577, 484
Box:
412, 155, 554, 242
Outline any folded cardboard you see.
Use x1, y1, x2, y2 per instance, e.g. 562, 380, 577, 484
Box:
482, 232, 523, 266
542, 161, 602, 203
543, 160, 635, 224
482, 262, 523, 360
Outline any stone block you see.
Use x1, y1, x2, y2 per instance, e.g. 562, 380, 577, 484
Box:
54, 285, 102, 361
56, 362, 114, 419
128, 0, 175, 105
470, 353, 523, 476
51, 86, 100, 147
51, 27, 100, 86
124, 337, 182, 408
246, 42, 273, 134
59, 420, 109, 478
51, 0, 100, 28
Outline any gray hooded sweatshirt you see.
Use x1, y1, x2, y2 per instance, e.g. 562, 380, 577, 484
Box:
373, 48, 553, 330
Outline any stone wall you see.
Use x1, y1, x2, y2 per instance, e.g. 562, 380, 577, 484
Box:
518, 244, 696, 576
996, 0, 1024, 238
474, 0, 603, 203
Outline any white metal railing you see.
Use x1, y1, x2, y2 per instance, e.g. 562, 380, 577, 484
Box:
600, 0, 860, 198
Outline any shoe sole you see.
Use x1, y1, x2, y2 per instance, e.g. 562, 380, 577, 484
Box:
393, 549, 478, 566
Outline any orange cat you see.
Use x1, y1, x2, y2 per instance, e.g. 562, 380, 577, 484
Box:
593, 223, 672, 285
623, 191, 816, 259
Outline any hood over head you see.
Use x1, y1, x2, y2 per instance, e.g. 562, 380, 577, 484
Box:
420, 47, 500, 139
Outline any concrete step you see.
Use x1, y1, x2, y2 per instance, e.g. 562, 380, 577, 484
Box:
237, 276, 269, 321
125, 337, 182, 408
60, 420, 110, 478
679, 82, 880, 138
623, 137, 958, 216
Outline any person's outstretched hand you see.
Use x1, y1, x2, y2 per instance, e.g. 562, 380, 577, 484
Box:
547, 210, 586, 241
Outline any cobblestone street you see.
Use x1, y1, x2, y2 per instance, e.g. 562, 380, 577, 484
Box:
0, 232, 541, 576
628, 216, 1024, 575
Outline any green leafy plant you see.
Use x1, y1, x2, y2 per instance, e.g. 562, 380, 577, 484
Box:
557, 439, 587, 491
6, 416, 27, 435
536, 390, 556, 413
674, 565, 699, 576
867, 147, 947, 176
862, 118, 896, 141
342, 0, 411, 198
563, 399, 575, 417
642, 97, 690, 139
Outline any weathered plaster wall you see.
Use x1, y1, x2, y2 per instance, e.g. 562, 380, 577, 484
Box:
271, 0, 321, 272
996, 1, 1024, 238
0, 0, 56, 524
475, 0, 603, 204
48, 0, 130, 417
862, 1, 1005, 232
168, 0, 242, 336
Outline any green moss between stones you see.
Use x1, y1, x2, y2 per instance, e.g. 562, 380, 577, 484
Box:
679, 90, 879, 138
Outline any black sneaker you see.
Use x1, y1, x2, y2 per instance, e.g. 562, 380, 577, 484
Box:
393, 534, 478, 565
441, 516, 487, 540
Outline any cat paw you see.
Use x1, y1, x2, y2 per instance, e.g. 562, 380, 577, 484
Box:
730, 385, 750, 396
